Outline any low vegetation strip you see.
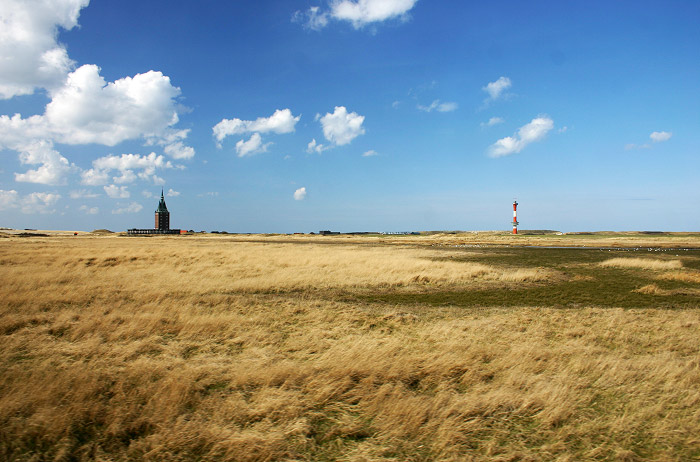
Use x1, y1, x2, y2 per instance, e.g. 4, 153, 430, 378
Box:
1, 235, 699, 460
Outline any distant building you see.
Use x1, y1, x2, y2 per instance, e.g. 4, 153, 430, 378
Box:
127, 190, 181, 235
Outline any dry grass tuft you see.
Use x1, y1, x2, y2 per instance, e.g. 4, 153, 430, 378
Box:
634, 284, 700, 296
658, 271, 700, 284
599, 257, 683, 270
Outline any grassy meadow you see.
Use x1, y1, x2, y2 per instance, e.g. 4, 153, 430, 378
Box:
1, 232, 700, 461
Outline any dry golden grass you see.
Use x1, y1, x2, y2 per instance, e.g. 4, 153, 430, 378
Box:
599, 257, 683, 270
634, 284, 700, 296
1, 235, 700, 461
658, 270, 700, 284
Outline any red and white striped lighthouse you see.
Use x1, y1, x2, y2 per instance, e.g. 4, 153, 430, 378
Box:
512, 201, 519, 234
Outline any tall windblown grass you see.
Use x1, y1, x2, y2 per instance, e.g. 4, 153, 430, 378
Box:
1, 236, 699, 461
599, 257, 683, 270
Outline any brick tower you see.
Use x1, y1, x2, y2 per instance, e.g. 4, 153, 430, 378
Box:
155, 189, 170, 231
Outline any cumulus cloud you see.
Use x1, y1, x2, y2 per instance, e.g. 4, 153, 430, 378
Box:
650, 131, 672, 142
0, 64, 193, 171
104, 184, 130, 199
319, 106, 366, 146
481, 117, 504, 127
1, 190, 61, 214
294, 0, 418, 30
80, 168, 110, 186
213, 109, 300, 145
112, 202, 143, 214
362, 150, 378, 157
235, 133, 271, 157
22, 192, 61, 214
0, 0, 89, 99
483, 76, 512, 101
82, 152, 174, 186
0, 190, 19, 210
294, 187, 307, 201
417, 99, 458, 113
166, 188, 180, 197
163, 141, 195, 160
14, 140, 73, 185
46, 65, 183, 146
488, 116, 554, 158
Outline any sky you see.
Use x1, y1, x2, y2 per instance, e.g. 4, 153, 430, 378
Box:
0, 0, 699, 233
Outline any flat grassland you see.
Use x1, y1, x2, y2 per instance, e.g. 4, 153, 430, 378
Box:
1, 233, 700, 461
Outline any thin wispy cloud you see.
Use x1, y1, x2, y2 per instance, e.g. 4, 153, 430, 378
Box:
417, 99, 458, 113
481, 117, 504, 128
112, 202, 143, 214
488, 116, 554, 158
293, 0, 418, 31
626, 130, 672, 150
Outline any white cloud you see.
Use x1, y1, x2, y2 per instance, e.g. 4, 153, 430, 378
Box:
0, 65, 193, 162
81, 168, 110, 186
14, 140, 72, 185
418, 99, 458, 113
69, 189, 99, 199
166, 188, 180, 197
481, 117, 504, 127
104, 184, 130, 199
0, 0, 89, 99
319, 106, 366, 146
306, 138, 328, 154
46, 65, 183, 146
362, 150, 378, 157
213, 109, 300, 145
0, 189, 60, 213
626, 131, 671, 150
83, 152, 175, 186
79, 204, 98, 214
163, 141, 195, 160
483, 76, 512, 100
294, 187, 307, 201
488, 116, 554, 158
142, 190, 154, 198
0, 190, 19, 210
21, 192, 61, 214
295, 0, 418, 30
112, 202, 143, 214
235, 133, 271, 157
650, 131, 672, 143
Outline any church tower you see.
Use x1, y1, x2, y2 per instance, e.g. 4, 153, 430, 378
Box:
155, 189, 170, 231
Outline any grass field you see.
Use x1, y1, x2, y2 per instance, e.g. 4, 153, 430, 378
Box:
1, 233, 700, 461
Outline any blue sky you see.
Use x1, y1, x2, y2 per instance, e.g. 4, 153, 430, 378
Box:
0, 0, 698, 232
